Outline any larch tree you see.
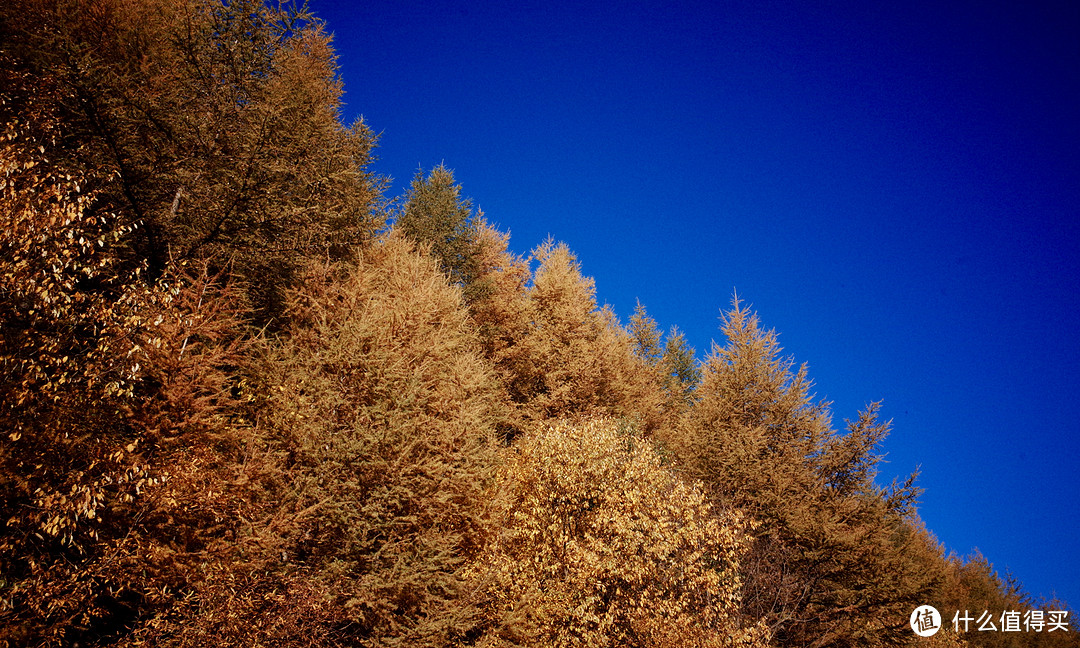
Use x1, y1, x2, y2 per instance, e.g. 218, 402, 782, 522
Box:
5, 1, 1043, 645
467, 218, 533, 361
250, 233, 501, 647
462, 218, 535, 440
502, 239, 663, 433
395, 164, 489, 304
0, 0, 383, 322
672, 297, 938, 648
931, 550, 1080, 648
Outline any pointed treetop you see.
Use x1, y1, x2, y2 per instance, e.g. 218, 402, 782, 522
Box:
629, 300, 663, 367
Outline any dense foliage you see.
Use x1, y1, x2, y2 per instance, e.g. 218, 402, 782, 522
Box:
467, 418, 767, 648
1, 1, 1075, 646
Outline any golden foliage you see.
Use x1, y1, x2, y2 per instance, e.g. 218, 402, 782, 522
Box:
0, 0, 383, 322
469, 218, 533, 361
468, 418, 769, 648
669, 297, 937, 647
928, 550, 1080, 648
255, 233, 501, 647
1, 79, 260, 642
491, 240, 664, 434
1, 2, 1069, 645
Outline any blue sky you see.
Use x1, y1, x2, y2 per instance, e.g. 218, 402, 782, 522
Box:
306, 0, 1080, 608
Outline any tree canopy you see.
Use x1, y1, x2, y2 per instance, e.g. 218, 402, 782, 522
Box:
1, 1, 1074, 646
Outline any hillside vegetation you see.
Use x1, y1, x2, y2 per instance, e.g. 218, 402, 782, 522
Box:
1, 1, 1075, 646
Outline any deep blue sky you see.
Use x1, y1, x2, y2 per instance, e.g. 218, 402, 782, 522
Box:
306, 0, 1080, 609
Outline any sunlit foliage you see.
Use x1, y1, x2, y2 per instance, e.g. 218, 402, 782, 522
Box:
929, 549, 1079, 648
1, 0, 1070, 645
670, 297, 938, 647
503, 240, 664, 433
255, 233, 501, 646
468, 418, 769, 648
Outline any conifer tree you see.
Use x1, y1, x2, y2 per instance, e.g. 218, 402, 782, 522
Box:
0, 0, 383, 321
502, 240, 663, 432
468, 218, 533, 361
931, 550, 1080, 647
628, 300, 663, 367
673, 297, 936, 647
661, 326, 702, 407
395, 164, 487, 303
627, 303, 699, 422
255, 234, 500, 647
461, 219, 535, 439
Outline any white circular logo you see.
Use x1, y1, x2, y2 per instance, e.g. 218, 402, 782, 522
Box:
910, 605, 941, 637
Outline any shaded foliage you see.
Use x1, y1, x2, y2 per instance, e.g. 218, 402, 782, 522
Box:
0, 0, 383, 323
660, 327, 702, 407
0, 142, 254, 642
395, 164, 489, 304
627, 302, 701, 412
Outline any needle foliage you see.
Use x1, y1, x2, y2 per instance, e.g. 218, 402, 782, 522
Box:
2, 1, 1073, 646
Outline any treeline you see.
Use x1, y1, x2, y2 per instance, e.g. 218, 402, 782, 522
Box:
0, 1, 1075, 646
